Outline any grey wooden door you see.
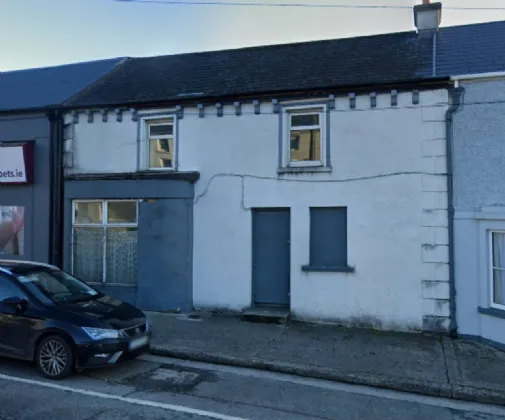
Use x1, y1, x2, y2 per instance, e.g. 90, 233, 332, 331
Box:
136, 199, 192, 312
252, 209, 290, 307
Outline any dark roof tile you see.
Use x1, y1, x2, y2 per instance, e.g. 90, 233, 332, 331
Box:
0, 58, 124, 111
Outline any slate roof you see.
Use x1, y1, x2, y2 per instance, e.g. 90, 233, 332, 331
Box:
436, 20, 505, 76
65, 31, 435, 108
0, 58, 124, 111
63, 19, 505, 109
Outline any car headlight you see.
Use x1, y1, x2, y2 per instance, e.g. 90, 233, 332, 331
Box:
82, 327, 119, 340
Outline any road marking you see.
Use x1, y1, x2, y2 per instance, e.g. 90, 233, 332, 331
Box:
0, 373, 249, 420
141, 354, 505, 416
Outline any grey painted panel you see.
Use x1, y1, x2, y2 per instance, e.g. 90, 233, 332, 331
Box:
252, 209, 290, 307
0, 115, 49, 140
63, 179, 195, 312
0, 116, 51, 263
65, 178, 194, 199
62, 199, 73, 273
137, 199, 193, 311
310, 207, 347, 267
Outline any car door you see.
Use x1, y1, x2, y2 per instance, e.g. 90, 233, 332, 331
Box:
0, 274, 37, 358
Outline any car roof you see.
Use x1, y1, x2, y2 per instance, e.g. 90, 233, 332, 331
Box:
0, 260, 57, 275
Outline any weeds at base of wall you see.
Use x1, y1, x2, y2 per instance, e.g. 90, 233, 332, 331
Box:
289, 312, 424, 335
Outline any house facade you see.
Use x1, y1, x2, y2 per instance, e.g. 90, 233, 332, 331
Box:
453, 75, 505, 348
62, 85, 451, 332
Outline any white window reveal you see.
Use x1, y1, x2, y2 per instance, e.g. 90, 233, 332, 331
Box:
142, 116, 176, 170
491, 231, 505, 310
72, 200, 138, 286
283, 105, 327, 168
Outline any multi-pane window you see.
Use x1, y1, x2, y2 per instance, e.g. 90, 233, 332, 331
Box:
284, 105, 326, 167
491, 231, 505, 308
72, 200, 138, 286
145, 118, 175, 169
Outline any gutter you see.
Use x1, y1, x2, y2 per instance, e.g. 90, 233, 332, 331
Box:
47, 109, 64, 268
446, 86, 464, 337
62, 77, 450, 112
451, 72, 505, 82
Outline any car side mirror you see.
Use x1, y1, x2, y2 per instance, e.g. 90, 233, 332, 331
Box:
2, 296, 28, 312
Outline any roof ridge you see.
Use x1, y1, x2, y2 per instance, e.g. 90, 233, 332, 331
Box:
62, 58, 132, 106
1, 57, 127, 74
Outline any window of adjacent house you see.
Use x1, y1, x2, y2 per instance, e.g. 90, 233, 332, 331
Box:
144, 117, 175, 170
284, 105, 326, 167
309, 207, 348, 268
72, 200, 138, 286
491, 231, 505, 309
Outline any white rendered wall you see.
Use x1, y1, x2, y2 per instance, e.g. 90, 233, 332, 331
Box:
65, 89, 449, 331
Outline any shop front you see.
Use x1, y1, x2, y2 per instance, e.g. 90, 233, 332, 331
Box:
0, 115, 52, 263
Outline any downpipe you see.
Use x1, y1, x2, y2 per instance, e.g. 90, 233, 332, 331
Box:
446, 86, 464, 338
47, 109, 64, 268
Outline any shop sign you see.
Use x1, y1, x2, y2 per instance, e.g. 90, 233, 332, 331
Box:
0, 142, 34, 184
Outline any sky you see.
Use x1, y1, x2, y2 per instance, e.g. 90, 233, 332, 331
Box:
1, 0, 505, 71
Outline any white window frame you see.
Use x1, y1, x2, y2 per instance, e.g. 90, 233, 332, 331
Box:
282, 104, 327, 168
71, 200, 138, 286
141, 115, 177, 171
489, 230, 505, 311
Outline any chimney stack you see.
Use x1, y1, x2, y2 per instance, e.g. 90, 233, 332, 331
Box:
414, 0, 442, 32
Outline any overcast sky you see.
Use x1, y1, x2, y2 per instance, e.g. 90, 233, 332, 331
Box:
1, 0, 505, 71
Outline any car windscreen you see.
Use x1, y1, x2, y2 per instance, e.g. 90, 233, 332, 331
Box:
16, 269, 100, 304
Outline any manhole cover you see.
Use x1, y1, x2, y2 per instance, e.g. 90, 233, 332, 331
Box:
126, 365, 216, 392
150, 368, 200, 383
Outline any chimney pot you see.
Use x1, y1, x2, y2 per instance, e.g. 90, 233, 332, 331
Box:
414, 1, 442, 32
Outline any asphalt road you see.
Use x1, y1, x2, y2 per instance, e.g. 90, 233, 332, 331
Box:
1, 354, 505, 420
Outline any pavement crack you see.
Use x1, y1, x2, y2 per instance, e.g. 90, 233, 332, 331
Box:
441, 337, 452, 385
253, 328, 286, 359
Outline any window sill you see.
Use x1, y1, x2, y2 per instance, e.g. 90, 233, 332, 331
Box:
278, 166, 332, 175
301, 265, 355, 273
478, 306, 505, 320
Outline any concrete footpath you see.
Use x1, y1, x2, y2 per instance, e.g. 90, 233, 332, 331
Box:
147, 312, 505, 406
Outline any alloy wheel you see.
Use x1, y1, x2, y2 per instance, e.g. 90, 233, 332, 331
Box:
38, 339, 68, 377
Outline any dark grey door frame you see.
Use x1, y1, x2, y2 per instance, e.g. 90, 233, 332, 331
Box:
251, 208, 291, 308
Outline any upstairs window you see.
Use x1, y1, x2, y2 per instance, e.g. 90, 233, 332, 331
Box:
142, 117, 176, 170
283, 105, 327, 168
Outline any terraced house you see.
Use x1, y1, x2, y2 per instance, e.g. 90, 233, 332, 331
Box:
4, 2, 505, 345
59, 1, 454, 332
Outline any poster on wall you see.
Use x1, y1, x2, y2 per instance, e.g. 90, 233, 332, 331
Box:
0, 142, 34, 184
0, 206, 25, 256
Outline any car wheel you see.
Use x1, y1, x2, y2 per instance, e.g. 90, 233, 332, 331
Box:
36, 335, 74, 380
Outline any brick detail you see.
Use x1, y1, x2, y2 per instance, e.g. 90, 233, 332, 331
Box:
422, 139, 446, 157
422, 245, 449, 263
421, 116, 450, 332
423, 316, 450, 333
423, 298, 450, 317
422, 280, 450, 300
421, 263, 449, 281
422, 175, 447, 192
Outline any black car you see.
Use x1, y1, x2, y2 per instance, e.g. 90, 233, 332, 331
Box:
0, 260, 151, 379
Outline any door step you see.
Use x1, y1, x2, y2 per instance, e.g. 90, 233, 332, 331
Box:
241, 307, 290, 325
